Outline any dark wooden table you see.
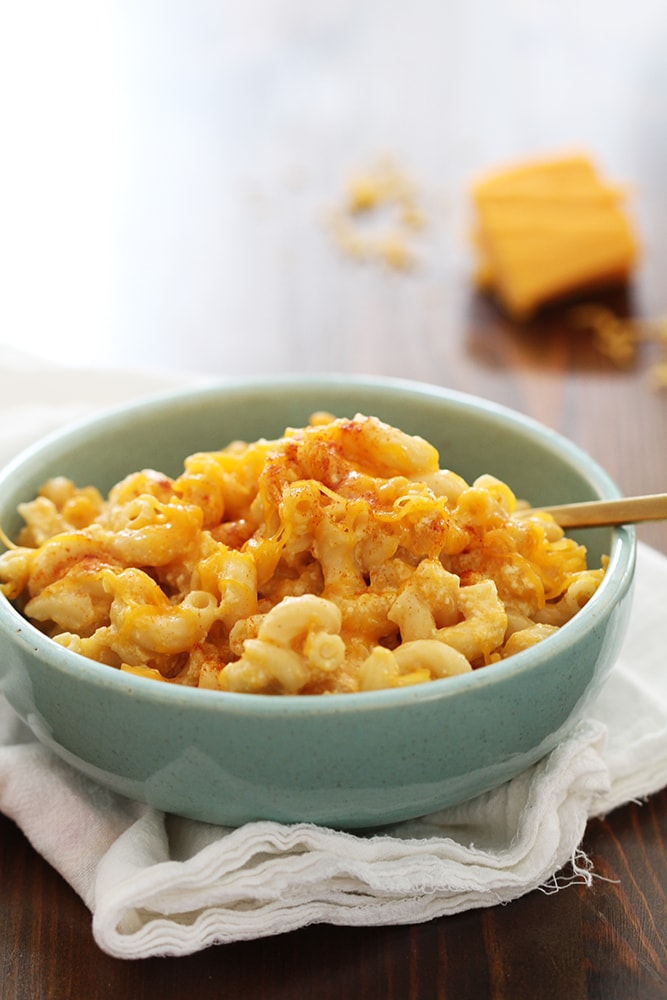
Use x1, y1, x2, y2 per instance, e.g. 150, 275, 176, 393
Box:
3, 2, 667, 997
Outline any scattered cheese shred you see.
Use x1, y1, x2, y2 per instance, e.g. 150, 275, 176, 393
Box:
330, 158, 424, 271
471, 154, 638, 319
568, 304, 639, 368
567, 303, 667, 384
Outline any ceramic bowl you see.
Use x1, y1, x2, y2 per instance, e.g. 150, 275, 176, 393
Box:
0, 376, 635, 828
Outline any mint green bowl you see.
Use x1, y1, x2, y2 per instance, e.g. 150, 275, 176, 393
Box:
0, 377, 635, 828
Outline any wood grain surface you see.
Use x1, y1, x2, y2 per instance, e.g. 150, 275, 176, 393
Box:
2, 1, 667, 996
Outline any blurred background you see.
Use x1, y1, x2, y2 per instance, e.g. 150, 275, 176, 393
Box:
1, 0, 666, 377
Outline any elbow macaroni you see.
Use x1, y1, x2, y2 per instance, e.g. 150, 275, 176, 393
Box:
0, 414, 605, 694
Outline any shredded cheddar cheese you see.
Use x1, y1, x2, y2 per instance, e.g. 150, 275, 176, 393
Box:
330, 158, 425, 271
568, 303, 667, 383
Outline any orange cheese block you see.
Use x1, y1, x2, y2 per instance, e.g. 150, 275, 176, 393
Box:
471, 154, 638, 319
473, 154, 601, 198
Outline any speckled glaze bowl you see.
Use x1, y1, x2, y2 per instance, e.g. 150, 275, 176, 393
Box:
0, 376, 635, 828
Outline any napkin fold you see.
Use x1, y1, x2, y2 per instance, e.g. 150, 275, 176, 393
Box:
1, 348, 666, 960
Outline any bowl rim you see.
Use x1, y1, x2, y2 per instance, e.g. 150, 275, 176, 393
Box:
0, 374, 636, 717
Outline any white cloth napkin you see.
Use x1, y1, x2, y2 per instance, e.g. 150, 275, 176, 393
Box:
1, 348, 666, 960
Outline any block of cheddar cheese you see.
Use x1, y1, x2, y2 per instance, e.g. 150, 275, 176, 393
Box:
471, 154, 638, 319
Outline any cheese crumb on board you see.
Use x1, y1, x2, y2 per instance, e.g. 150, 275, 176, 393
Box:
330, 158, 425, 271
471, 154, 639, 320
568, 303, 667, 385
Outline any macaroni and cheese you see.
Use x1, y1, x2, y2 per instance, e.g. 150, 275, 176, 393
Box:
0, 413, 604, 694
